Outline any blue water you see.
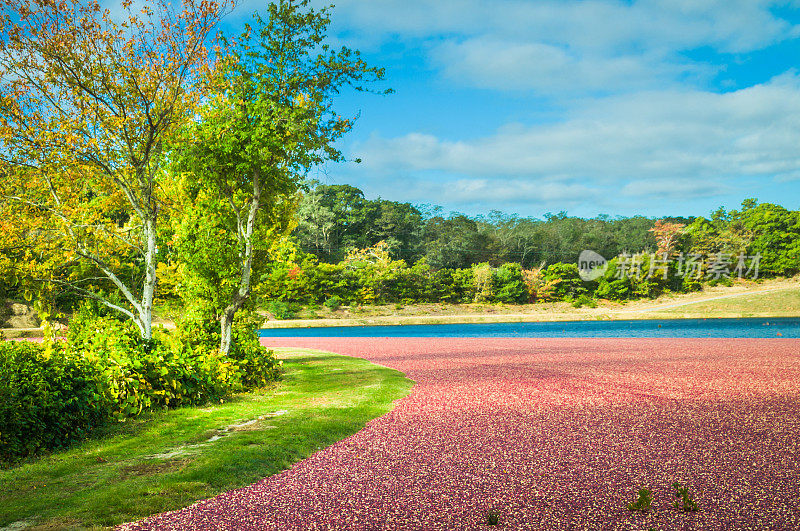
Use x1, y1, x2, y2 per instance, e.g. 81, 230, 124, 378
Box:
258, 317, 800, 339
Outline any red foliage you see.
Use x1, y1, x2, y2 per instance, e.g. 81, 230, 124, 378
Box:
287, 266, 302, 280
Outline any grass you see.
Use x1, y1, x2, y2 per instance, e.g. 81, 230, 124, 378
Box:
260, 277, 800, 329
627, 487, 653, 513
657, 287, 800, 317
0, 348, 413, 530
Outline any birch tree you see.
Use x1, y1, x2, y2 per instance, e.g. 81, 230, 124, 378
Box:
173, 0, 390, 353
0, 0, 228, 339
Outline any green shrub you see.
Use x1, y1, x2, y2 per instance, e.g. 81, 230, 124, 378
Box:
681, 275, 703, 292
672, 482, 699, 512
627, 487, 653, 513
707, 276, 733, 288
228, 322, 282, 388
323, 295, 342, 311
494, 263, 529, 304
572, 294, 597, 308
544, 263, 587, 301
0, 340, 110, 461
472, 263, 495, 302
1, 305, 281, 461
67, 311, 237, 417
68, 306, 280, 418
268, 300, 295, 320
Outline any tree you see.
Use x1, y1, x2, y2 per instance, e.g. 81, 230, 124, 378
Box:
294, 182, 424, 263
734, 202, 800, 276
342, 241, 405, 303
648, 219, 685, 256
173, 0, 390, 353
493, 263, 528, 303
295, 186, 337, 258
294, 183, 370, 261
0, 0, 227, 339
423, 215, 492, 269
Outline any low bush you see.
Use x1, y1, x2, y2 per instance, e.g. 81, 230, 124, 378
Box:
627, 487, 653, 513
0, 306, 282, 462
672, 482, 699, 512
268, 300, 295, 320
323, 295, 342, 311
0, 340, 110, 461
67, 310, 239, 417
228, 322, 282, 388
494, 263, 529, 304
544, 263, 587, 300
572, 294, 597, 308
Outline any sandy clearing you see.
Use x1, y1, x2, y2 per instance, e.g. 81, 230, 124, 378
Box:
119, 338, 800, 530
261, 280, 800, 329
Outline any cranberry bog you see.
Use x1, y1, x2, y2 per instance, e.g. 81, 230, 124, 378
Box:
121, 337, 800, 529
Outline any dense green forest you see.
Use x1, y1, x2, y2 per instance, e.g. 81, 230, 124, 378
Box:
246, 183, 800, 314
293, 182, 691, 267
3, 182, 799, 315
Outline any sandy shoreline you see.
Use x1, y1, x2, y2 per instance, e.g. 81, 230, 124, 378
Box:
262, 279, 800, 328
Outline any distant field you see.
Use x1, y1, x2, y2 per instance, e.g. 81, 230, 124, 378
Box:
652, 288, 800, 317
263, 278, 800, 328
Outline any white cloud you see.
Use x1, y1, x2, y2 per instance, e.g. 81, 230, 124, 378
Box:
348, 72, 800, 207
430, 37, 705, 94
313, 0, 800, 93
403, 178, 598, 206
323, 0, 798, 53
224, 0, 800, 214
620, 179, 732, 199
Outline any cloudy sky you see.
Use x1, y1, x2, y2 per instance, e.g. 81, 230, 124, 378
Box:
242, 0, 800, 218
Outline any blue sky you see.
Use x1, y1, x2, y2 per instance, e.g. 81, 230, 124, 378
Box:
235, 0, 800, 219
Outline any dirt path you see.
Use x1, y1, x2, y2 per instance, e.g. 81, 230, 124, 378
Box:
120, 337, 800, 530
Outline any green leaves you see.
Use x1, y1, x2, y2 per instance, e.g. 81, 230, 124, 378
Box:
168, 0, 389, 351
627, 487, 653, 513
672, 482, 699, 512
0, 340, 110, 461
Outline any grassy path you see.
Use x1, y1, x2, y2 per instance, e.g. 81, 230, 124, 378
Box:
0, 349, 412, 530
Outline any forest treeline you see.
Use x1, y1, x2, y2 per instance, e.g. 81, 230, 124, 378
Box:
293, 183, 686, 267
249, 184, 800, 315
3, 182, 798, 316
292, 183, 799, 273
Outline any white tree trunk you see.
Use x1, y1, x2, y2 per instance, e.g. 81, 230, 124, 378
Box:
140, 215, 157, 340
219, 170, 261, 354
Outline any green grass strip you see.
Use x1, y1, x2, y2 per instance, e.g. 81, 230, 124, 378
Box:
0, 348, 413, 530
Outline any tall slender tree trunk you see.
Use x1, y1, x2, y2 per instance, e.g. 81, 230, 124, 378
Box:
140, 214, 157, 340
219, 170, 261, 354
219, 305, 237, 354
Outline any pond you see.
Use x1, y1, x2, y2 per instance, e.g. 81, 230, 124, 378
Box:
259, 317, 800, 339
